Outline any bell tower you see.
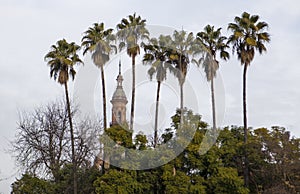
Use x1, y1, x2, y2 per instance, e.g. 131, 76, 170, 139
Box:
110, 61, 128, 126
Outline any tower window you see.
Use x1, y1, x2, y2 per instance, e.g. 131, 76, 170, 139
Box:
118, 111, 122, 123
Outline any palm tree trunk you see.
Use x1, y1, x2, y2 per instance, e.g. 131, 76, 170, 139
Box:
64, 82, 77, 194
179, 56, 184, 127
154, 81, 161, 148
211, 76, 216, 134
130, 55, 136, 131
243, 64, 249, 188
180, 82, 184, 126
100, 65, 107, 130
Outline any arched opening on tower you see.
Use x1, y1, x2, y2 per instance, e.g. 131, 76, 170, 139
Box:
118, 111, 122, 123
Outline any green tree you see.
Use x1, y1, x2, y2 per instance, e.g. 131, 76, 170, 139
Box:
55, 164, 101, 194
99, 124, 134, 170
161, 109, 248, 193
94, 169, 145, 194
253, 127, 300, 193
44, 39, 83, 194
161, 108, 208, 193
11, 174, 55, 194
142, 35, 172, 147
11, 166, 101, 194
227, 12, 270, 187
134, 132, 148, 150
207, 167, 248, 194
162, 164, 195, 194
195, 25, 229, 131
104, 125, 133, 149
82, 22, 116, 130
116, 13, 149, 131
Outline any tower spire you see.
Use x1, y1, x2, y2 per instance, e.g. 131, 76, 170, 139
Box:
116, 60, 123, 88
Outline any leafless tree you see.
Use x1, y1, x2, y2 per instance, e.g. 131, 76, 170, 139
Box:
11, 100, 101, 182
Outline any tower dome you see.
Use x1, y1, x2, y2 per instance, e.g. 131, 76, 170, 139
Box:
111, 74, 127, 102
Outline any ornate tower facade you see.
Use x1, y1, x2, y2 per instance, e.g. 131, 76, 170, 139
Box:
110, 61, 128, 126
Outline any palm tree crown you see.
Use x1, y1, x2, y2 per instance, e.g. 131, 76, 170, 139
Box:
196, 25, 229, 81
228, 12, 270, 67
82, 22, 116, 67
168, 30, 195, 86
116, 13, 149, 57
143, 35, 173, 82
45, 39, 82, 84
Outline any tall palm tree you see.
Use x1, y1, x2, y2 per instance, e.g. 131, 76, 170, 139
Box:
228, 12, 270, 187
116, 13, 149, 130
167, 30, 195, 124
195, 25, 229, 131
164, 30, 195, 178
143, 35, 172, 147
81, 22, 116, 130
44, 39, 83, 194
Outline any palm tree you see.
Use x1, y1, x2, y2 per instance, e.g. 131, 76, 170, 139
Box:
116, 13, 149, 130
228, 12, 270, 187
167, 30, 195, 124
81, 22, 116, 130
195, 25, 229, 131
142, 35, 172, 147
44, 39, 83, 194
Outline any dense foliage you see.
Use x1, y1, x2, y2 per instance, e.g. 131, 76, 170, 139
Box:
11, 107, 300, 193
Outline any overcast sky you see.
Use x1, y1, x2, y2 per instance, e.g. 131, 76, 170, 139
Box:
0, 0, 300, 192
